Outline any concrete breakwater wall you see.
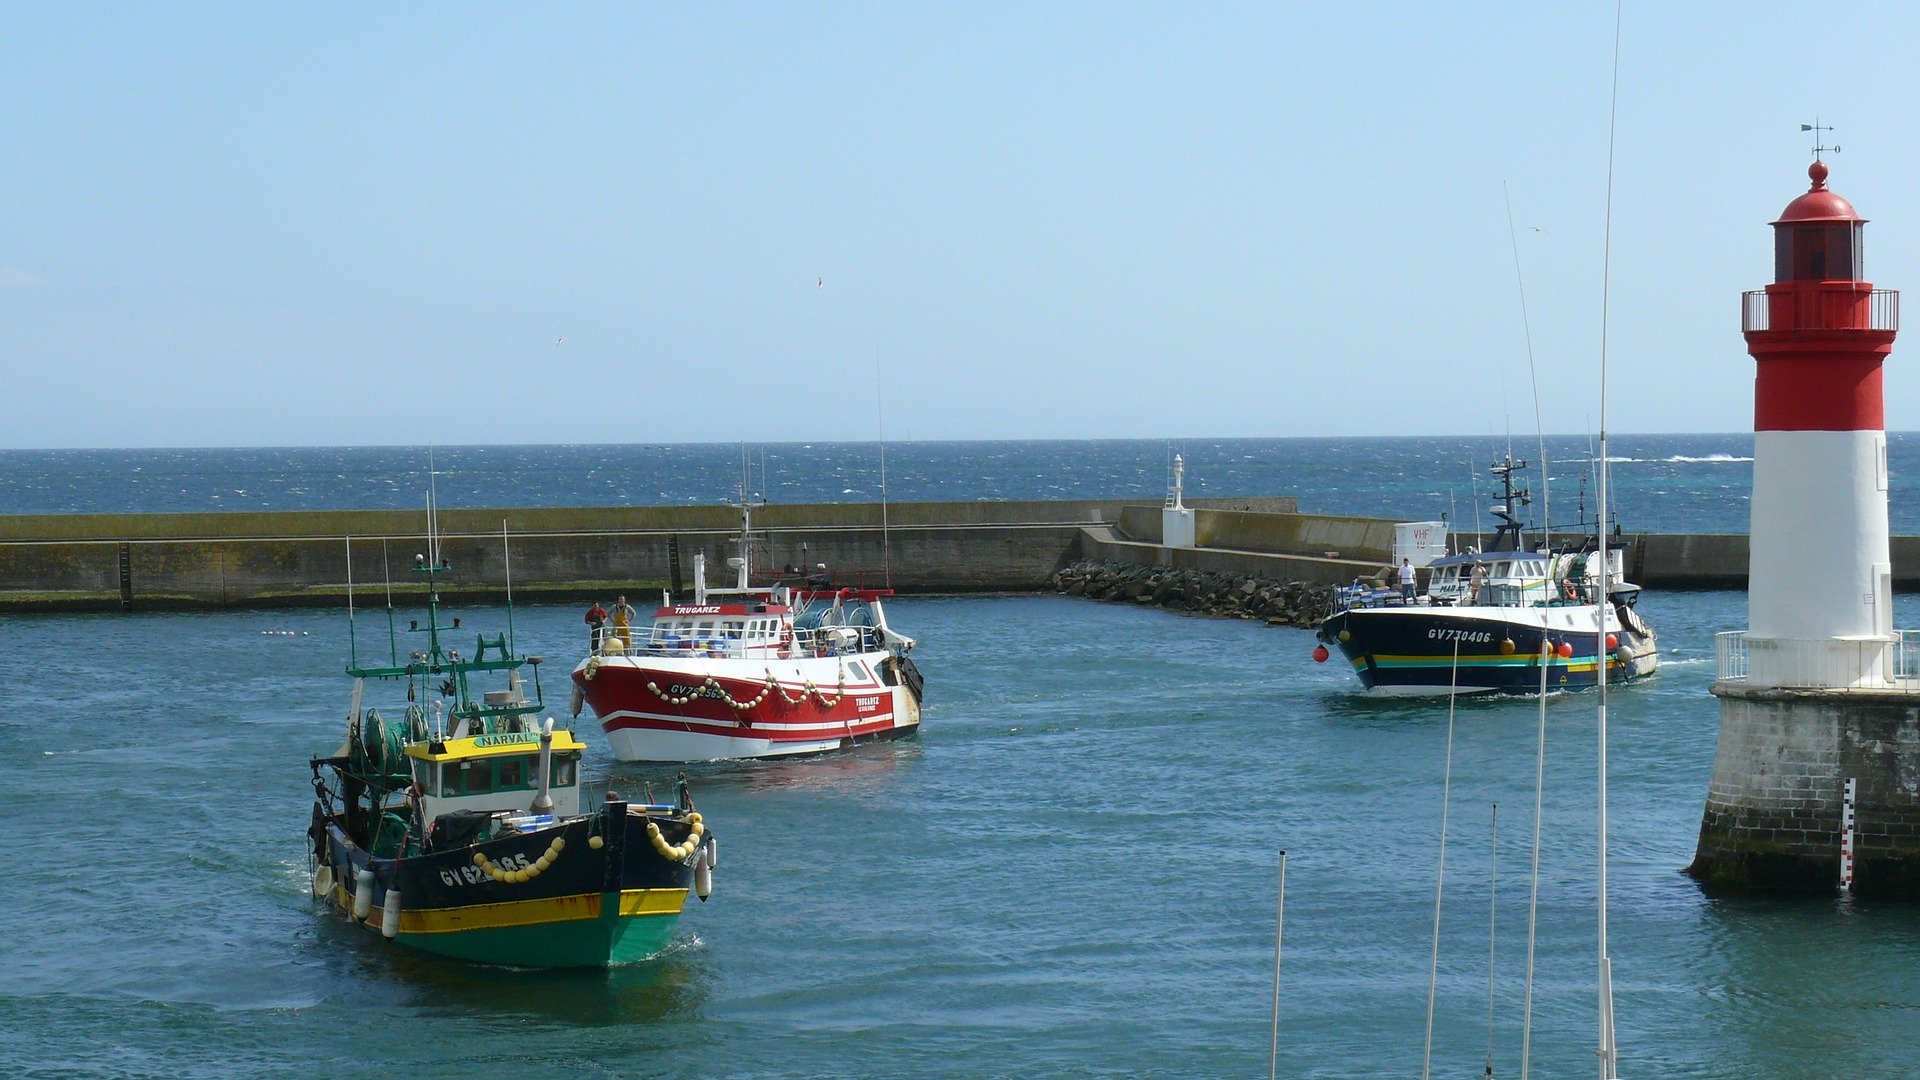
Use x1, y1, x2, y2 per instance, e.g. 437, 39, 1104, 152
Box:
9, 496, 1920, 612
0, 499, 1130, 611
0, 497, 1311, 613
1048, 560, 1336, 628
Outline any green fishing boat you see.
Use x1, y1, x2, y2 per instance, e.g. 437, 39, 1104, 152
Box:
305, 515, 715, 968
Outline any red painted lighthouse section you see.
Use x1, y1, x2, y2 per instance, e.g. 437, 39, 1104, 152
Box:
1752, 356, 1883, 431
1746, 160, 1896, 433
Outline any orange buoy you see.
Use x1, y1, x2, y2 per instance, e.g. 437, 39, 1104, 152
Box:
1312, 645, 1330, 663
1556, 641, 1574, 659
1499, 638, 1516, 655
1605, 633, 1619, 650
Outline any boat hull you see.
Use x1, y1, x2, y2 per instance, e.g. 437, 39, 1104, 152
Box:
575, 653, 923, 762
1317, 604, 1658, 696
313, 800, 703, 969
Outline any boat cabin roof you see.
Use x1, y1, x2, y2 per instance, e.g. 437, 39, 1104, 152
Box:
406, 729, 588, 763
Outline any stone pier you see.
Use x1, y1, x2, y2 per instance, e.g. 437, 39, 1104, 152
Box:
1689, 681, 1920, 897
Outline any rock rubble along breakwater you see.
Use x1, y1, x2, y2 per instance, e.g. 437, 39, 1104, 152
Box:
1049, 559, 1338, 628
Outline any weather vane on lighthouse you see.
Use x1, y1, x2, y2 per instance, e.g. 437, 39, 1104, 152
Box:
1801, 120, 1840, 160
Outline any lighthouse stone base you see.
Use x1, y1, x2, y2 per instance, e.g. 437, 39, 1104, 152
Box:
1690, 683, 1920, 897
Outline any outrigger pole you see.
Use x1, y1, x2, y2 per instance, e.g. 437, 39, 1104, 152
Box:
346, 535, 356, 668
502, 519, 515, 654
381, 538, 397, 666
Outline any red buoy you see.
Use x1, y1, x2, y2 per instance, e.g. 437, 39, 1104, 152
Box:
1312, 644, 1330, 663
1605, 633, 1619, 650
1556, 641, 1574, 659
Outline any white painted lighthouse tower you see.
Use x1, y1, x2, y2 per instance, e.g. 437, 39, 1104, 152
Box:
1742, 157, 1898, 687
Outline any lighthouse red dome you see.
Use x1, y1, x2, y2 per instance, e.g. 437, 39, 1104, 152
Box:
1774, 160, 1864, 224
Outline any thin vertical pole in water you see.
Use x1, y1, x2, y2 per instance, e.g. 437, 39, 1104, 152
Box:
1520, 639, 1550, 1080
1486, 803, 1498, 1080
1594, 4, 1624, 1076
1269, 850, 1287, 1080
1423, 641, 1463, 1080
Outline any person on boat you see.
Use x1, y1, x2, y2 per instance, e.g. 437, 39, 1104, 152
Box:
1469, 562, 1487, 603
585, 601, 608, 652
1399, 558, 1417, 603
611, 595, 636, 648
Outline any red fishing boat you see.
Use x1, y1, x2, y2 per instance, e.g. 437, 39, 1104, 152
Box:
569, 505, 924, 762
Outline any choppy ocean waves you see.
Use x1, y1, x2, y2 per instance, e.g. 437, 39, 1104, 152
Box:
3, 432, 1915, 534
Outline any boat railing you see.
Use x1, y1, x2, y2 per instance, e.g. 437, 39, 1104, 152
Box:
1334, 577, 1577, 614
619, 624, 886, 660
1715, 629, 1920, 688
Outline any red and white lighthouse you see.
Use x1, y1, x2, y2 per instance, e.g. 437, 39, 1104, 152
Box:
1694, 156, 1920, 896
1742, 158, 1899, 687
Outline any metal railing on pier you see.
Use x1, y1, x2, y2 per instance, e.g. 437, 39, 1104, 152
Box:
1714, 629, 1920, 689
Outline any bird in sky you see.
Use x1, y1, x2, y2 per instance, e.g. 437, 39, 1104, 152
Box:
817, 277, 823, 287
1529, 226, 1546, 233
556, 337, 564, 346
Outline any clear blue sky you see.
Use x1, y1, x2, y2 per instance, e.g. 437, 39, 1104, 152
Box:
5, 2, 1920, 448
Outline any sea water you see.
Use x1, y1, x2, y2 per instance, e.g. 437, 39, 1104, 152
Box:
3, 438, 1919, 1076
7, 432, 1900, 535
3, 593, 1919, 1077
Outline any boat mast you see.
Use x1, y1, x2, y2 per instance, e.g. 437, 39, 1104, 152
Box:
1487, 456, 1531, 553
1505, 179, 1554, 562
733, 451, 758, 592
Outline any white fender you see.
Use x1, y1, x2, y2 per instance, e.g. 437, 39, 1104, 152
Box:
704, 837, 717, 870
352, 869, 374, 919
381, 889, 402, 938
694, 857, 713, 901
569, 684, 584, 717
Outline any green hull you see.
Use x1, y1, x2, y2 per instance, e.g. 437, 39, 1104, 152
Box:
391, 896, 682, 968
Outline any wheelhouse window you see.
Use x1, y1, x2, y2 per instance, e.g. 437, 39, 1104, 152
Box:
495, 757, 526, 790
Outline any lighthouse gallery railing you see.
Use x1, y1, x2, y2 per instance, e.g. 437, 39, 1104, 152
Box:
1741, 287, 1899, 333
1716, 629, 1920, 688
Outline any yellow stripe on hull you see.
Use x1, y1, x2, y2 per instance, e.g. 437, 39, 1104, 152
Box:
378, 888, 688, 935
1362, 654, 1606, 674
